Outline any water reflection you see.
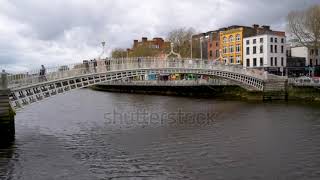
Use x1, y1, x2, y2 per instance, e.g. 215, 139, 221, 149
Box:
0, 89, 320, 179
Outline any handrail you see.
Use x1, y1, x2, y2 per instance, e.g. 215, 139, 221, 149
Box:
7, 57, 268, 89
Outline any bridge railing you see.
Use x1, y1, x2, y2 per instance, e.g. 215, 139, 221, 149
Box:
7, 57, 267, 89
288, 77, 320, 86
103, 79, 233, 86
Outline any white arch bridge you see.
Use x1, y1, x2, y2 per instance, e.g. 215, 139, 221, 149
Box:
2, 58, 276, 110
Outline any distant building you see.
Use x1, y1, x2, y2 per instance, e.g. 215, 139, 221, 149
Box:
286, 57, 306, 77
243, 32, 287, 74
207, 31, 220, 60
127, 37, 171, 57
291, 46, 320, 67
191, 33, 208, 59
219, 25, 257, 65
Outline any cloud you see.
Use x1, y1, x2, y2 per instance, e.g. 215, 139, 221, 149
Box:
0, 0, 318, 72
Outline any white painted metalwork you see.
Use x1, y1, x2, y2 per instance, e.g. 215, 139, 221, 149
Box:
102, 79, 233, 86
6, 58, 268, 110
288, 77, 320, 87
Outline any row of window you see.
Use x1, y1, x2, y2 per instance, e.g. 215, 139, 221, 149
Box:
245, 37, 285, 45
270, 45, 284, 53
245, 45, 284, 55
246, 46, 264, 55
246, 57, 284, 67
223, 56, 241, 64
223, 45, 241, 54
223, 34, 241, 43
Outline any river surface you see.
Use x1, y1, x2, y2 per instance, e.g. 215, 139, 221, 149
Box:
1, 89, 320, 180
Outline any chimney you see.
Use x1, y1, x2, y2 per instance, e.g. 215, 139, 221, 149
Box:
262, 25, 270, 30
142, 37, 148, 42
253, 24, 259, 29
133, 40, 138, 48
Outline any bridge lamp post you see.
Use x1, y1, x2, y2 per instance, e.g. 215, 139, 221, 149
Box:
190, 34, 194, 59
200, 37, 203, 60
100, 41, 106, 59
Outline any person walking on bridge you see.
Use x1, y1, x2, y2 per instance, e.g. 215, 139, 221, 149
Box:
39, 65, 47, 82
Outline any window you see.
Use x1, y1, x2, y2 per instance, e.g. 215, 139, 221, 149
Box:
260, 45, 264, 53
271, 57, 273, 66
260, 38, 263, 43
210, 50, 213, 57
311, 49, 314, 55
316, 49, 319, 56
275, 38, 278, 43
230, 45, 234, 53
253, 58, 257, 67
281, 38, 284, 43
223, 46, 227, 54
236, 56, 241, 64
246, 40, 250, 45
310, 59, 313, 66
216, 50, 219, 58
270, 45, 273, 53
236, 44, 241, 53
216, 42, 219, 46
275, 57, 278, 66
253, 46, 257, 54
236, 34, 241, 41
260, 58, 263, 66
281, 57, 284, 66
316, 59, 318, 66
223, 37, 227, 43
230, 56, 234, 63
281, 46, 284, 53
275, 45, 278, 53
246, 47, 250, 55
253, 39, 256, 44
246, 59, 250, 67
270, 37, 273, 43
229, 35, 234, 42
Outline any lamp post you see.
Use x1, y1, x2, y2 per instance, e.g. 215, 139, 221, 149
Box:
100, 41, 106, 59
200, 37, 203, 60
190, 35, 194, 59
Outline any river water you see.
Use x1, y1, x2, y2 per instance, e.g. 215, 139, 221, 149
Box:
1, 89, 320, 180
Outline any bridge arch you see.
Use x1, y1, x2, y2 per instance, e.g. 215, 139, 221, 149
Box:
7, 58, 266, 110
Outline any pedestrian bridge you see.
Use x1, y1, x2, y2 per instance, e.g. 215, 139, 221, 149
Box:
2, 58, 272, 110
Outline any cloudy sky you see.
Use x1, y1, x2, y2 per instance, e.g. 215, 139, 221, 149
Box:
0, 0, 318, 72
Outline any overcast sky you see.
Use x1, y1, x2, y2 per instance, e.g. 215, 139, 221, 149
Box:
0, 0, 318, 72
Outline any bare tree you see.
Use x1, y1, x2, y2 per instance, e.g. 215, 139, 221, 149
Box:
166, 27, 196, 58
287, 5, 320, 51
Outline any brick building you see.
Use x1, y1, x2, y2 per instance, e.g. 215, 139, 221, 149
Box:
127, 37, 171, 57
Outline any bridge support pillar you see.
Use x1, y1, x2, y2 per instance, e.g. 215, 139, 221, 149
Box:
0, 70, 15, 146
263, 76, 288, 101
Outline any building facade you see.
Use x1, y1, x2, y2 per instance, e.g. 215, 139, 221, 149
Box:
219, 26, 257, 65
243, 34, 287, 73
291, 46, 320, 67
207, 31, 220, 60
127, 37, 171, 57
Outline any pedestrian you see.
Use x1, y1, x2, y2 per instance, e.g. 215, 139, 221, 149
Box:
93, 59, 97, 73
138, 58, 141, 68
39, 65, 47, 82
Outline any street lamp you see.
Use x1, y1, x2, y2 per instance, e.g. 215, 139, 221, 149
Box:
200, 37, 203, 60
100, 41, 106, 59
190, 35, 194, 59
